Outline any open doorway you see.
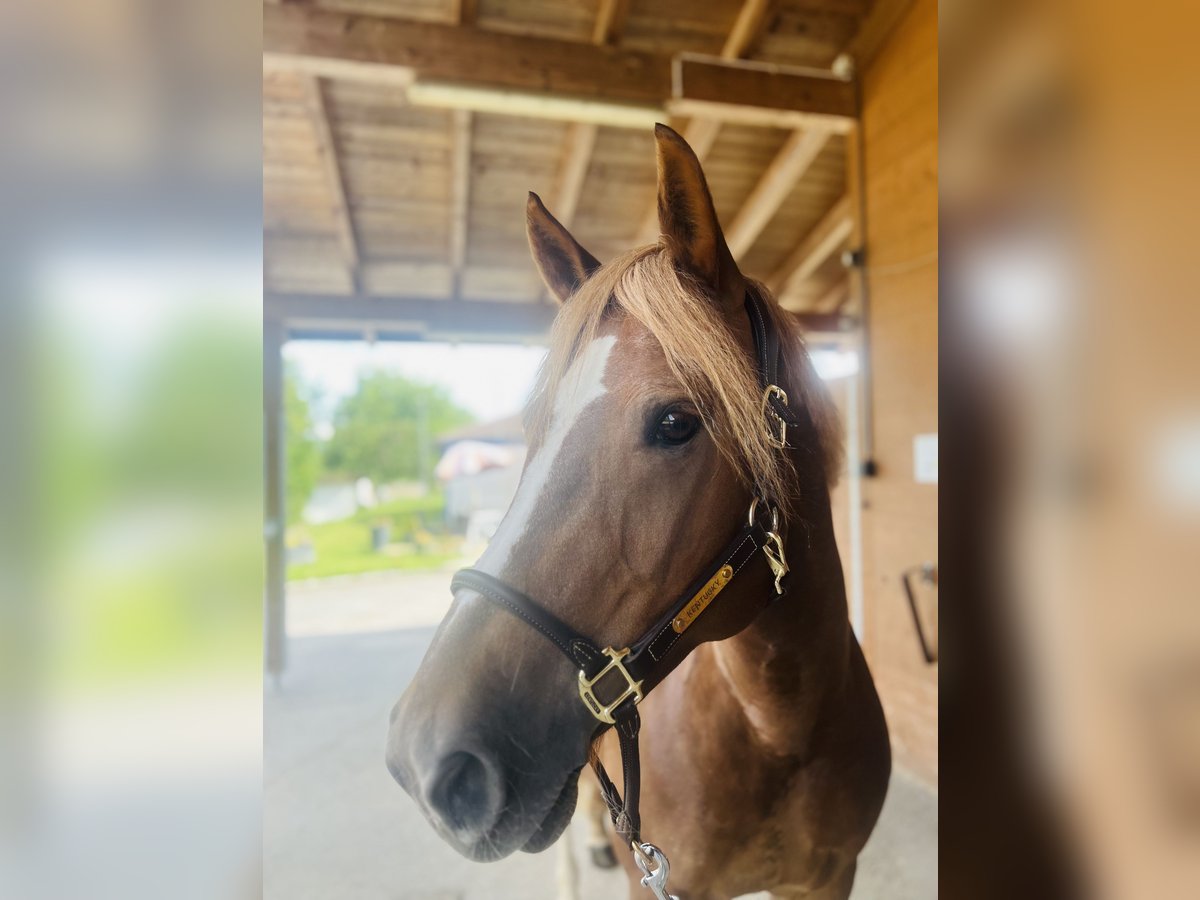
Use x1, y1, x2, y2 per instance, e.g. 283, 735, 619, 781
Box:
281, 339, 546, 585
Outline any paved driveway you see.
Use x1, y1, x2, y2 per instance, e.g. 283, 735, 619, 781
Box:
265, 570, 936, 899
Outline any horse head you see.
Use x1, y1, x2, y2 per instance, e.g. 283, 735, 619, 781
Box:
386, 124, 821, 861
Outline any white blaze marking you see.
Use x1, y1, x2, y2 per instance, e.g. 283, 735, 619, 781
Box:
477, 335, 616, 575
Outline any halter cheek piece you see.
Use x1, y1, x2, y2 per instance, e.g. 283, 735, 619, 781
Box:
450, 290, 799, 896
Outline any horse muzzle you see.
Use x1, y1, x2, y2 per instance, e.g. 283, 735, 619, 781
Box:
386, 693, 509, 857
385, 623, 593, 860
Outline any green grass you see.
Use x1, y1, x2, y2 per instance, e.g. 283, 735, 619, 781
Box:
287, 493, 463, 581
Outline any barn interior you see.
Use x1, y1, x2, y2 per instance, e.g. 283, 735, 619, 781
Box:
263, 0, 937, 894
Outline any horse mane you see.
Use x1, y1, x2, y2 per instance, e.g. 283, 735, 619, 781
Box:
525, 246, 844, 509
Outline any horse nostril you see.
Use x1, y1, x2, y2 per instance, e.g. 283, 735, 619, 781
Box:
428, 750, 503, 838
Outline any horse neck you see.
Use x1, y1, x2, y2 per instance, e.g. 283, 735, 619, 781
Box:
711, 433, 856, 753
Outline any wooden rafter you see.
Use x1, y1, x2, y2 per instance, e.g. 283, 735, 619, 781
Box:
535, 122, 598, 303
812, 278, 850, 313
302, 75, 359, 291
449, 109, 473, 297
717, 2, 830, 260
553, 0, 635, 232
768, 194, 854, 295
539, 0, 634, 299
553, 123, 598, 230
264, 5, 856, 130
722, 0, 775, 59
451, 0, 477, 26
724, 128, 832, 258
593, 0, 632, 46
633, 0, 780, 244
788, 310, 852, 334
755, 2, 893, 299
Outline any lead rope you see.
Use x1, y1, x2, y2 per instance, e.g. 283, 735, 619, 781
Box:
588, 385, 792, 900
588, 707, 678, 898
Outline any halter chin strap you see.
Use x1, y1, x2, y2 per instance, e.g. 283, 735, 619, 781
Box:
449, 288, 795, 854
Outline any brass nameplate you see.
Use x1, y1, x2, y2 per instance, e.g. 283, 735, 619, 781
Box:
672, 564, 734, 634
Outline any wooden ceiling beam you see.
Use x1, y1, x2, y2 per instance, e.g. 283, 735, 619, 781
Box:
266, 293, 556, 342
301, 76, 360, 291
553, 123, 598, 230
633, 0, 782, 244
452, 0, 477, 26
768, 194, 854, 294
539, 0, 634, 300
264, 5, 856, 129
449, 109, 473, 296
668, 56, 855, 130
722, 0, 775, 59
593, 0, 632, 46
555, 0, 634, 232
724, 128, 832, 258
542, 118, 597, 302
264, 5, 663, 106
787, 310, 856, 334
264, 292, 846, 342
812, 277, 850, 313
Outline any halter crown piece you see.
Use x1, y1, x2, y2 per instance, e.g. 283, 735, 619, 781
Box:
450, 291, 799, 897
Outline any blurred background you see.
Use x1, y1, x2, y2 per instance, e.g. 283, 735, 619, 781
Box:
1, 0, 1198, 898
0, 0, 262, 898
941, 2, 1200, 898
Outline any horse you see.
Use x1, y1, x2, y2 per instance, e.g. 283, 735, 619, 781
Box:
387, 124, 890, 899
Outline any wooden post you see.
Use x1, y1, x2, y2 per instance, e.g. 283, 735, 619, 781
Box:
264, 317, 287, 683
449, 109, 473, 298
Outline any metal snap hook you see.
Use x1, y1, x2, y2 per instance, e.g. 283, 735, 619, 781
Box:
749, 498, 788, 594
761, 384, 789, 448
763, 531, 789, 595
632, 841, 679, 900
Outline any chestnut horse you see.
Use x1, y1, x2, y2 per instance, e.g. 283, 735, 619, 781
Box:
387, 125, 890, 899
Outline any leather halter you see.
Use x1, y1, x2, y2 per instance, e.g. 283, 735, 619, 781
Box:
449, 288, 799, 859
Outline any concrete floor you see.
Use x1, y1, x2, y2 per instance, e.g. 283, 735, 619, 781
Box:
265, 571, 936, 899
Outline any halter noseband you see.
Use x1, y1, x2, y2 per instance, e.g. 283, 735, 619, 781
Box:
449, 289, 799, 893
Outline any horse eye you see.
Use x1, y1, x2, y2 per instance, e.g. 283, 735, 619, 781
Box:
654, 410, 701, 446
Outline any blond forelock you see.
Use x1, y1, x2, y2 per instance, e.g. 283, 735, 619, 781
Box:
526, 248, 843, 509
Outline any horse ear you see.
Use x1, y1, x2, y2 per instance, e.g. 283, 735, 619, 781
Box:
526, 192, 601, 304
653, 123, 744, 311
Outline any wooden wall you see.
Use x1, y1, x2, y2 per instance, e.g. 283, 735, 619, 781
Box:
859, 0, 939, 786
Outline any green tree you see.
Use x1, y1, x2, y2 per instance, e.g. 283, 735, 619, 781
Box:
285, 366, 322, 524
324, 371, 473, 485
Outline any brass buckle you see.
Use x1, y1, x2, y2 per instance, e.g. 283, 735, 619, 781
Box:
578, 647, 644, 725
761, 384, 789, 449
